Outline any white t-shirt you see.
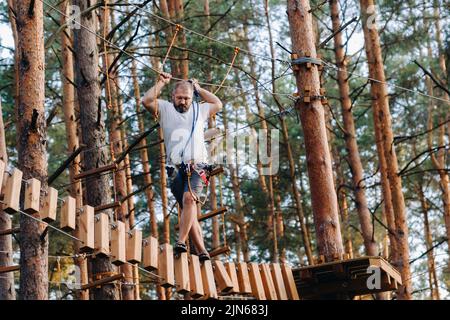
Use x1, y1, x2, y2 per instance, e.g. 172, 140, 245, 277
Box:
157, 99, 212, 165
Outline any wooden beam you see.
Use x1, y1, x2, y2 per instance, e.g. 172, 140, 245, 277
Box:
79, 205, 95, 253
3, 168, 23, 214
142, 236, 158, 271
174, 252, 190, 294
80, 273, 124, 291
94, 213, 110, 257
0, 227, 20, 236
281, 264, 300, 300
94, 201, 120, 213
209, 166, 223, 177
74, 163, 117, 180
0, 265, 20, 274
248, 262, 266, 300
158, 243, 175, 288
213, 260, 234, 293
189, 254, 204, 298
201, 259, 218, 299
41, 187, 58, 222
198, 206, 227, 222
224, 262, 239, 293
24, 178, 40, 214
126, 229, 142, 264
0, 159, 5, 195
175, 206, 228, 229
60, 196, 76, 231
270, 263, 288, 300
111, 221, 126, 265
209, 245, 231, 258
260, 263, 278, 300
236, 262, 252, 294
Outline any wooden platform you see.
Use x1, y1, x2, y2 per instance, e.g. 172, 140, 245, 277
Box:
292, 256, 402, 300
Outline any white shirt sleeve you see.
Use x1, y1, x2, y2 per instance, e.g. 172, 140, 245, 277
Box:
157, 99, 172, 125
198, 102, 212, 120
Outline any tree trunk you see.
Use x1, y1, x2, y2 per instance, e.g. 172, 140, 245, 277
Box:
0, 2, 15, 300
60, 0, 89, 300
330, 0, 377, 256
360, 0, 412, 299
287, 0, 343, 260
0, 98, 15, 300
430, 2, 450, 283
16, 0, 48, 300
203, 0, 220, 251
73, 0, 118, 300
360, 0, 412, 300
131, 60, 158, 238
417, 181, 440, 300
241, 23, 277, 261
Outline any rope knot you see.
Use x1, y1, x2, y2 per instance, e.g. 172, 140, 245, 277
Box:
175, 24, 183, 32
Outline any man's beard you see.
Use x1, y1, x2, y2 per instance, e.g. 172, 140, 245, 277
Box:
174, 103, 189, 113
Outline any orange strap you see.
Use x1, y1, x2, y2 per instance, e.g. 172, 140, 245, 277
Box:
214, 47, 240, 94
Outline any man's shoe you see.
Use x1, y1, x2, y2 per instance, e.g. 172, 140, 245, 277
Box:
198, 252, 210, 262
174, 241, 187, 254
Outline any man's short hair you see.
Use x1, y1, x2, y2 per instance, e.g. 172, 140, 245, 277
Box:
172, 80, 193, 94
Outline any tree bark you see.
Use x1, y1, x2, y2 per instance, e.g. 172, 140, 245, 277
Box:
0, 98, 15, 300
16, 0, 48, 300
360, 0, 411, 299
1, 0, 18, 302
329, 0, 377, 256
416, 180, 440, 300
287, 0, 343, 260
73, 0, 118, 300
60, 0, 89, 300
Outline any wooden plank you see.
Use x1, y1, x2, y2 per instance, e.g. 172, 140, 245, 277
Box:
174, 252, 190, 294
260, 263, 278, 300
81, 273, 124, 291
189, 254, 204, 299
213, 260, 234, 293
142, 236, 158, 271
236, 262, 252, 294
248, 262, 266, 300
24, 178, 40, 214
158, 243, 174, 288
60, 196, 76, 231
0, 159, 5, 195
74, 163, 117, 180
200, 259, 218, 299
270, 263, 288, 300
224, 262, 239, 293
175, 206, 228, 229
94, 213, 110, 257
281, 264, 300, 300
126, 229, 142, 264
79, 205, 94, 253
94, 201, 120, 213
0, 227, 20, 236
209, 245, 231, 258
111, 221, 126, 265
198, 206, 227, 222
3, 168, 23, 214
41, 187, 58, 222
0, 265, 20, 274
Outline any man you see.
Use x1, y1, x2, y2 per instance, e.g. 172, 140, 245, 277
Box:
142, 72, 223, 261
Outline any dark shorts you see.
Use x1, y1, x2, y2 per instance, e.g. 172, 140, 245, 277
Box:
167, 167, 205, 209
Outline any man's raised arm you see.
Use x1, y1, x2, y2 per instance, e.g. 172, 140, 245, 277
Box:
191, 79, 223, 115
142, 72, 172, 115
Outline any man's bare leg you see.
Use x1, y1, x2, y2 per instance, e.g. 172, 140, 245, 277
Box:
178, 191, 198, 244
189, 215, 207, 254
